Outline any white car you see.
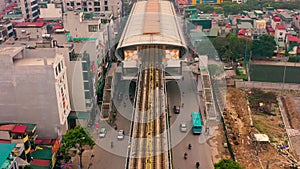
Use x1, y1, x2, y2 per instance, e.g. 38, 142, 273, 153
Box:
117, 130, 125, 140
180, 123, 187, 132
99, 128, 106, 138
224, 66, 233, 70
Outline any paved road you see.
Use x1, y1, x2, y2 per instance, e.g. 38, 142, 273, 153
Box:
168, 68, 214, 169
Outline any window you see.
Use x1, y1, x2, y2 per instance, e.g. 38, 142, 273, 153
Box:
279, 32, 283, 36
84, 82, 90, 90
88, 2, 92, 5
94, 2, 100, 6
61, 61, 64, 69
82, 62, 88, 71
85, 91, 91, 99
66, 2, 70, 6
88, 25, 98, 32
76, 2, 81, 5
104, 1, 107, 5
58, 62, 61, 73
89, 8, 92, 11
83, 2, 87, 6
94, 7, 100, 11
104, 6, 108, 11
83, 72, 89, 80
84, 8, 87, 11
70, 1, 74, 6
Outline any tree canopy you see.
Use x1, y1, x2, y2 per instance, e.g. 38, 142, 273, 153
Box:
214, 159, 243, 169
60, 126, 95, 167
251, 34, 276, 60
210, 34, 251, 61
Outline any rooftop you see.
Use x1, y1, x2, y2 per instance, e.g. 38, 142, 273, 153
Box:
117, 0, 187, 49
0, 47, 23, 58
254, 134, 270, 142
276, 25, 286, 30
0, 143, 15, 167
14, 57, 55, 66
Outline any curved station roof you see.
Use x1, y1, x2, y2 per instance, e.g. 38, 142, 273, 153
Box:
116, 0, 187, 56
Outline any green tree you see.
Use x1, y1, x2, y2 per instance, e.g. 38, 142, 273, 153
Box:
214, 159, 243, 169
60, 126, 95, 168
196, 4, 215, 13
251, 34, 276, 60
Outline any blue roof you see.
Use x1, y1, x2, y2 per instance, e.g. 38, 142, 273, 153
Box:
0, 143, 15, 167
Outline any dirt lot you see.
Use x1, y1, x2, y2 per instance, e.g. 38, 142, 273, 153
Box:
223, 88, 292, 169
282, 96, 300, 130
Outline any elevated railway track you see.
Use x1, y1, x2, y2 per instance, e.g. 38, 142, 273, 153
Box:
126, 46, 171, 169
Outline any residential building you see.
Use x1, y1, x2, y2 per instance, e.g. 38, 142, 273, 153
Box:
189, 0, 224, 4
271, 16, 281, 30
63, 0, 122, 19
274, 25, 287, 54
292, 15, 300, 34
0, 47, 71, 138
278, 13, 293, 28
0, 143, 19, 169
0, 19, 14, 43
286, 35, 300, 55
39, 3, 62, 21
60, 11, 113, 127
18, 0, 39, 21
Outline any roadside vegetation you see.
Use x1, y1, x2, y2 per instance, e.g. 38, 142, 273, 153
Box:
214, 158, 243, 169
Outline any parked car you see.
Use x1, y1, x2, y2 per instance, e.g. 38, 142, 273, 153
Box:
117, 130, 125, 140
180, 123, 187, 132
224, 66, 233, 70
99, 128, 107, 138
173, 105, 180, 114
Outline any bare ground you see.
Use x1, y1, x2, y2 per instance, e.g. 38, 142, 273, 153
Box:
223, 88, 291, 169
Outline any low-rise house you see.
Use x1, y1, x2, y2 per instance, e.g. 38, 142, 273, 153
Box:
286, 35, 300, 55
274, 25, 287, 54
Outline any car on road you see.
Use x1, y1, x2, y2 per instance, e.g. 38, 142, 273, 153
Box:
224, 66, 233, 70
180, 123, 187, 132
173, 105, 180, 114
117, 130, 125, 140
99, 128, 107, 138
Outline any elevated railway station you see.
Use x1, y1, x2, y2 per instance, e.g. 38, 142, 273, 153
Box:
115, 0, 188, 80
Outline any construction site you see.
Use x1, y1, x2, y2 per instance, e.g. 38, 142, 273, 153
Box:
219, 88, 300, 169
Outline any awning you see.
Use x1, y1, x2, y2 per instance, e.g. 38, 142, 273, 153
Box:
16, 157, 30, 167
31, 147, 52, 160
31, 159, 51, 167
67, 112, 89, 120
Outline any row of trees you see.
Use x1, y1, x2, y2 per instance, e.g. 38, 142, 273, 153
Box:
209, 34, 276, 61
196, 0, 299, 16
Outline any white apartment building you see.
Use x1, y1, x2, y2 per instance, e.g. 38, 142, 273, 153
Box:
18, 0, 39, 21
63, 0, 122, 18
0, 47, 71, 138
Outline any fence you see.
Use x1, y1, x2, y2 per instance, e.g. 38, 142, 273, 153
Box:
235, 81, 300, 91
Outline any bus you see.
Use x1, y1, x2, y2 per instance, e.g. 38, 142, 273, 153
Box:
192, 112, 202, 134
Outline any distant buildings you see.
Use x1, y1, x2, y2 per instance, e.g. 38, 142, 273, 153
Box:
0, 19, 14, 43
62, 0, 122, 18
